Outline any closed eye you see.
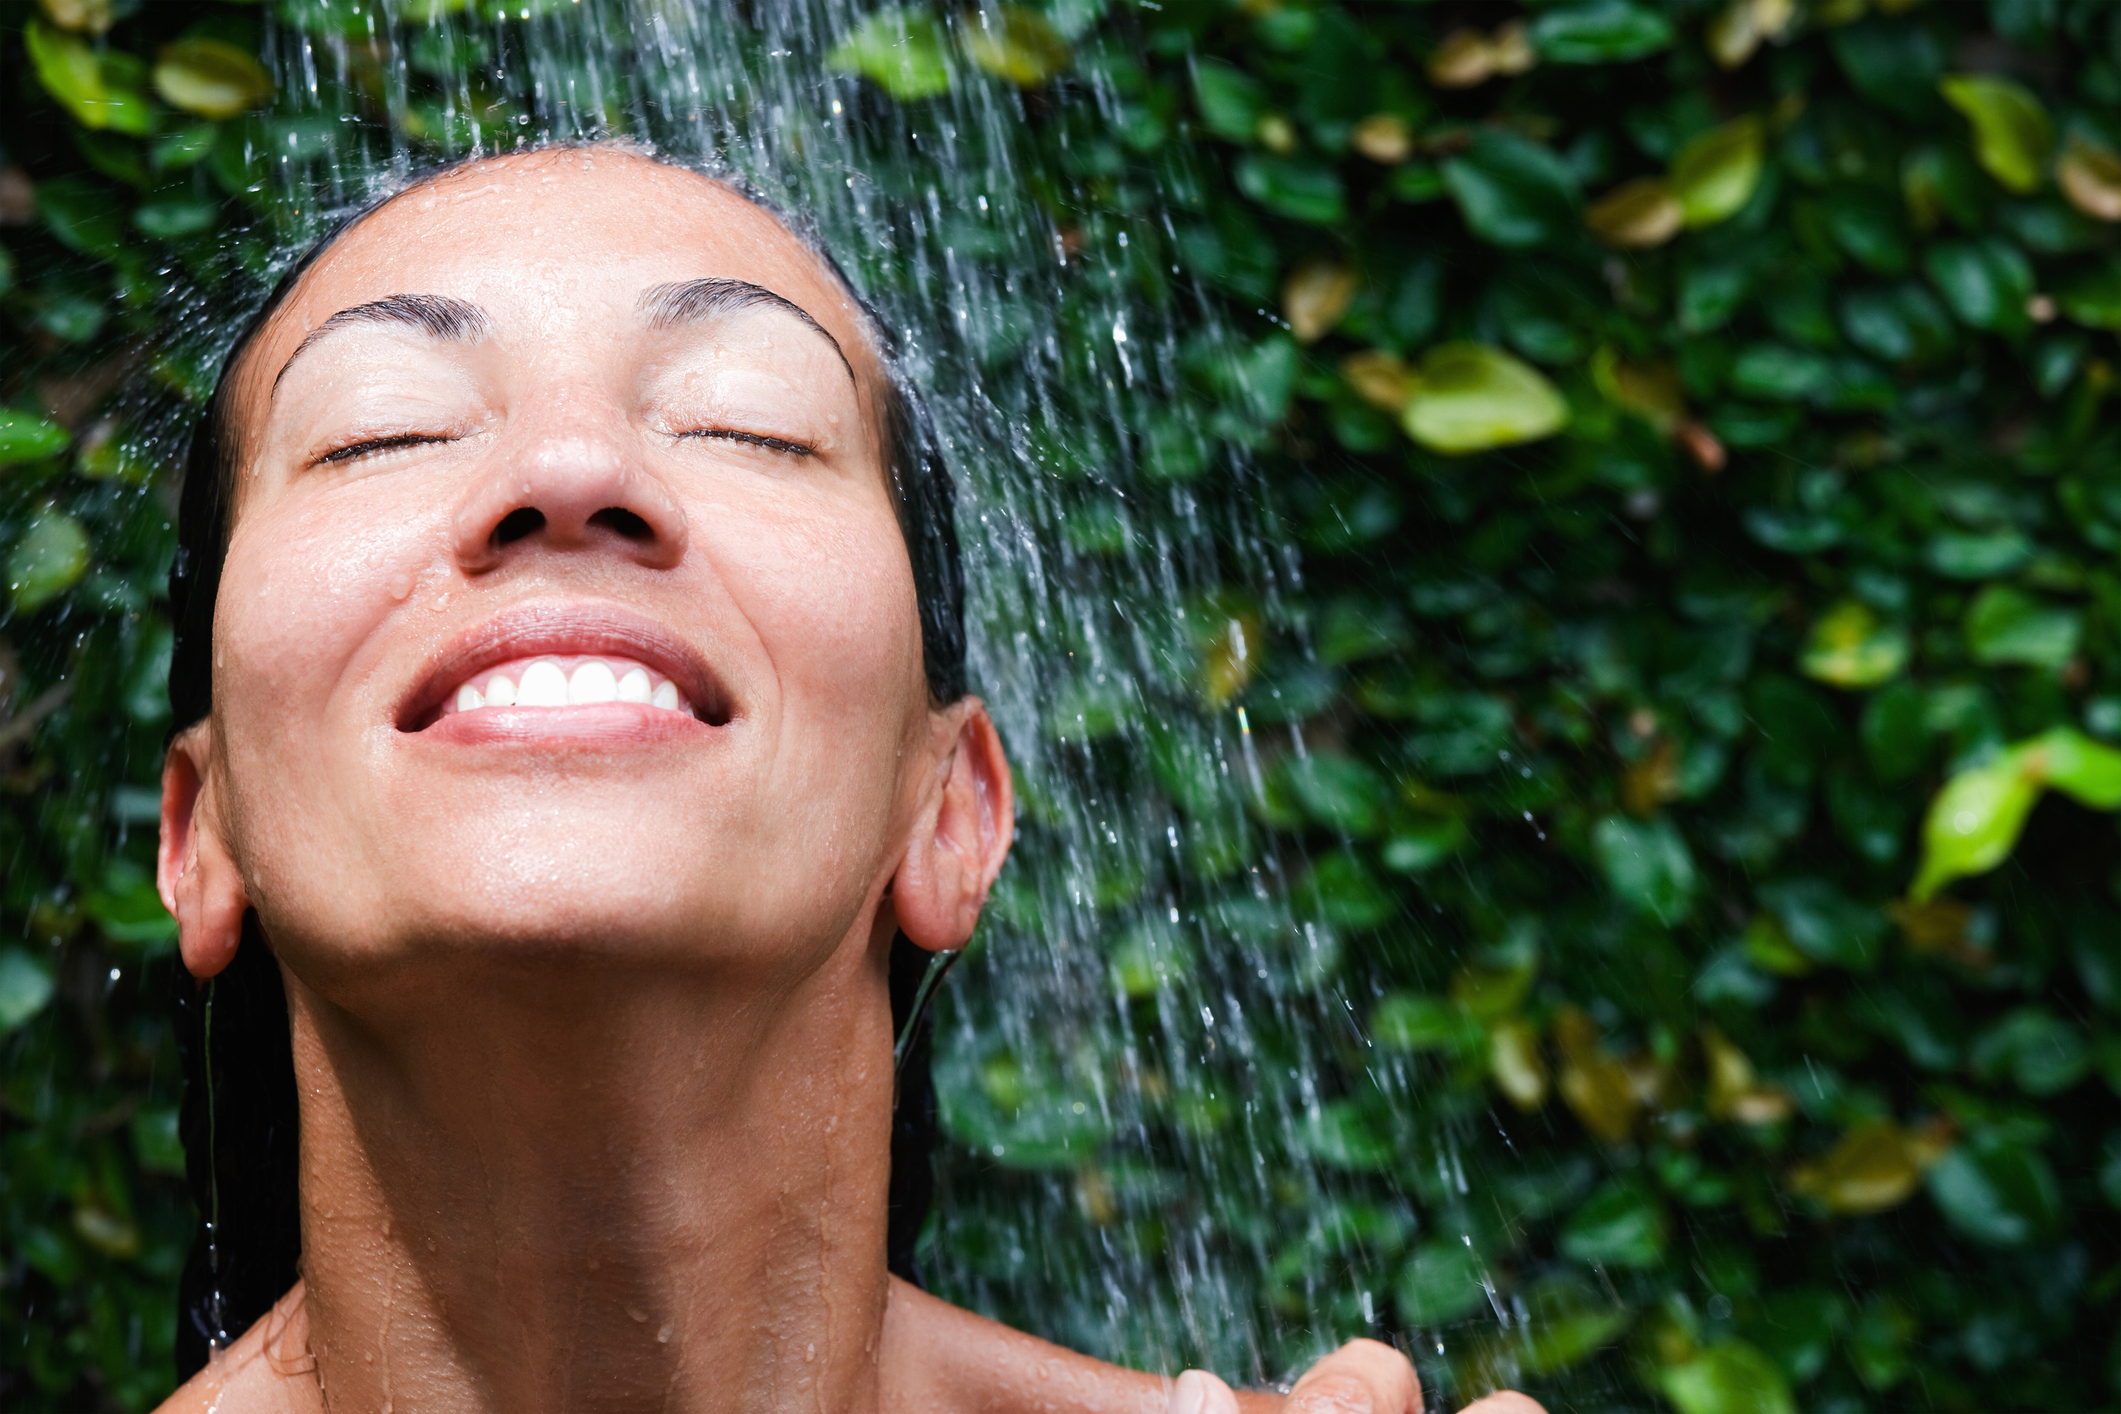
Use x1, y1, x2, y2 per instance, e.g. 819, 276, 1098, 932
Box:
315, 433, 456, 466
680, 428, 816, 457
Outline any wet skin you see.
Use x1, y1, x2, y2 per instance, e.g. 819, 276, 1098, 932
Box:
153, 147, 1534, 1414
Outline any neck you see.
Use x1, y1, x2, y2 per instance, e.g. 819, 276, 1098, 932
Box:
285, 922, 898, 1414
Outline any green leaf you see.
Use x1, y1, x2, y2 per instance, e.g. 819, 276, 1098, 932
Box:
1669, 117, 1764, 229
1294, 849, 1395, 930
1295, 1100, 1394, 1172
1756, 878, 1886, 972
1280, 752, 1389, 836
1233, 154, 1345, 224
1559, 1177, 1668, 1267
1191, 59, 1262, 143
1380, 815, 1468, 873
1441, 130, 1581, 249
1800, 600, 1908, 689
1659, 1340, 1798, 1414
24, 20, 153, 135
2057, 262, 2121, 331
1940, 74, 2054, 196
1395, 1240, 1489, 1326
134, 197, 219, 238
828, 6, 953, 100
1970, 1007, 2089, 1096
1964, 584, 2080, 669
0, 409, 72, 467
1401, 343, 1569, 453
1910, 746, 2041, 901
8, 509, 91, 613
1728, 344, 1833, 401
0, 949, 56, 1034
153, 37, 274, 121
1592, 815, 1696, 922
1528, 2, 1672, 65
1370, 992, 1483, 1053
1926, 1130, 2062, 1246
1925, 238, 2035, 332
36, 175, 125, 257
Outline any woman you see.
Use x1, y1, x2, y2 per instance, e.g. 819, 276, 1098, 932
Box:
151, 143, 1536, 1414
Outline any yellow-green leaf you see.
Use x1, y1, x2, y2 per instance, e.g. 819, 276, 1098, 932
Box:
1800, 599, 1909, 688
1401, 343, 1568, 454
2031, 727, 2121, 810
828, 6, 953, 101
1585, 175, 1682, 248
38, 0, 114, 35
24, 19, 153, 135
1940, 74, 2054, 196
1281, 260, 1357, 343
8, 508, 91, 613
1669, 115, 1764, 227
1659, 1339, 1798, 1414
153, 38, 274, 121
2058, 135, 2121, 222
1910, 746, 2041, 901
960, 6, 1069, 88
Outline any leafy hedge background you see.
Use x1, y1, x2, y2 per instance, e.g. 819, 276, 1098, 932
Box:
11, 0, 2121, 1409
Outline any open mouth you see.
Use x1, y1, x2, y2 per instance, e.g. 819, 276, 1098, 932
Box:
398, 604, 733, 734
443, 654, 690, 716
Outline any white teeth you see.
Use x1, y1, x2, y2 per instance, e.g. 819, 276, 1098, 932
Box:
448, 659, 693, 718
517, 660, 569, 707
569, 660, 619, 705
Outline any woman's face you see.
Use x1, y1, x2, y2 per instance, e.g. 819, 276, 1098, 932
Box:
201, 149, 941, 994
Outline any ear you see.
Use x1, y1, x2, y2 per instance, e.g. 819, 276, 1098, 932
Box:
889, 698, 1015, 953
158, 723, 250, 980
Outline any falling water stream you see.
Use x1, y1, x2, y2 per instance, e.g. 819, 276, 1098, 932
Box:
177, 0, 1531, 1396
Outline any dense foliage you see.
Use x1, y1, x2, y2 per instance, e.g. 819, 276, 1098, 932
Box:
11, 0, 2121, 1409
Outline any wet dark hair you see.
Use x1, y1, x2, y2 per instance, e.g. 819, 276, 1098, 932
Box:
167, 151, 965, 1377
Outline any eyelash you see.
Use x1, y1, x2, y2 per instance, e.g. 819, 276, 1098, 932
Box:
316, 433, 454, 465
313, 427, 815, 465
681, 428, 815, 457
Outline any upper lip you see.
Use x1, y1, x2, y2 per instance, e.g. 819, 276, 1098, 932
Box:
398, 600, 733, 731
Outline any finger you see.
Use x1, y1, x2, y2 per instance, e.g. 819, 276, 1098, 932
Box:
1285, 1338, 1421, 1414
1167, 1369, 1241, 1414
1456, 1394, 1547, 1414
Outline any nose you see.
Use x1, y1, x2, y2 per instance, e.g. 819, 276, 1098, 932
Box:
451, 423, 688, 573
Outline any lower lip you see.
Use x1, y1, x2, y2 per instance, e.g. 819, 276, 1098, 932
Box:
415, 704, 711, 747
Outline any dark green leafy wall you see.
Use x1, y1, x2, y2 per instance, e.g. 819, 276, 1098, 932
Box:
9, 0, 2121, 1409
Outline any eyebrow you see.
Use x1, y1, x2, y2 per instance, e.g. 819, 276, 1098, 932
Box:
274, 293, 492, 393
638, 278, 858, 392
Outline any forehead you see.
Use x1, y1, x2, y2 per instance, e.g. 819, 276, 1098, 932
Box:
235, 149, 883, 426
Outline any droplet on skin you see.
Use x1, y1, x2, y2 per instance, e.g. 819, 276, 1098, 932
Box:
388, 572, 412, 601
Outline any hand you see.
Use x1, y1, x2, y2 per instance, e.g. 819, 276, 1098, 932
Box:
1163, 1338, 1546, 1414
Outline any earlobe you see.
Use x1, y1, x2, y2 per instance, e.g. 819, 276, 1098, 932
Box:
158, 726, 250, 980
889, 700, 1015, 953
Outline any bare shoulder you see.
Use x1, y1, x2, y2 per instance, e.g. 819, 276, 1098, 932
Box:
153, 1284, 323, 1414
878, 1279, 1281, 1414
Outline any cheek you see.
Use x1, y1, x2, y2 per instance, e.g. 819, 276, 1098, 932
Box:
712, 486, 925, 727
214, 493, 442, 754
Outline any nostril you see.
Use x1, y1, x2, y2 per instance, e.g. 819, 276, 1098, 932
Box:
589, 507, 653, 540
494, 507, 546, 547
